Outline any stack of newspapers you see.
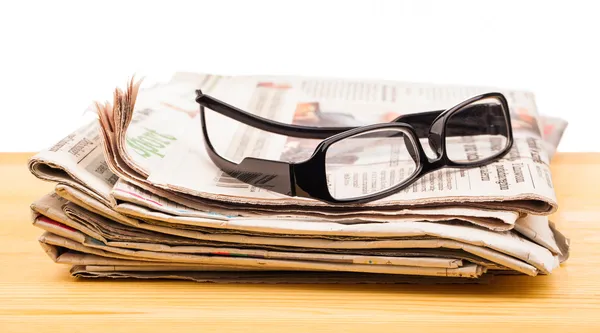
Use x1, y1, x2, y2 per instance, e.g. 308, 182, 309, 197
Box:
27, 72, 570, 283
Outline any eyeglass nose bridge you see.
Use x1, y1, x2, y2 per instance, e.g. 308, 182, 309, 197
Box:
426, 117, 446, 160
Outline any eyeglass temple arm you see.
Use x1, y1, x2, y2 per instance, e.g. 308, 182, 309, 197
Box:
199, 104, 296, 197
195, 90, 502, 140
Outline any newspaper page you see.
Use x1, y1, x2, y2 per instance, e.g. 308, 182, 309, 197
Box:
35, 227, 487, 278
32, 211, 495, 283
68, 266, 495, 284
27, 121, 118, 206
112, 179, 519, 231
113, 189, 567, 262
34, 212, 467, 271
55, 193, 506, 273
96, 73, 558, 214
40, 242, 294, 274
539, 115, 568, 159
30, 200, 508, 277
51, 184, 568, 269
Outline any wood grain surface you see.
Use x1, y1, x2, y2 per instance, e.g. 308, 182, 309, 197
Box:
1, 152, 599, 332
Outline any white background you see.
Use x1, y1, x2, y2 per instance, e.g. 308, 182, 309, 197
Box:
1, 0, 598, 152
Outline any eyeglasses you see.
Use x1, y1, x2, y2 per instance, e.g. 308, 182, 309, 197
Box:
195, 90, 513, 205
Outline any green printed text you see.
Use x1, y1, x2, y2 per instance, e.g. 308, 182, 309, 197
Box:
127, 127, 177, 158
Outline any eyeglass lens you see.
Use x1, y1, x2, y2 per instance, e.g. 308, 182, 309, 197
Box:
324, 128, 419, 200
444, 96, 510, 164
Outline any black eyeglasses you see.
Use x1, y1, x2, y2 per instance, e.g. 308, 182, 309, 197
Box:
195, 90, 513, 205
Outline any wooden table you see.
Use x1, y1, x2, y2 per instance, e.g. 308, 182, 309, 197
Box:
1, 152, 599, 332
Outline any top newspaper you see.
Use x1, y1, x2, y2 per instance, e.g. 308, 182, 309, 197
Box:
92, 72, 556, 215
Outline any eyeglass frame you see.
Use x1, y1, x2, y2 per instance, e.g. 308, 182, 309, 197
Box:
195, 90, 513, 205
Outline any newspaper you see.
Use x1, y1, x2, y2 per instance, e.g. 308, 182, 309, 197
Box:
25, 72, 571, 282
94, 73, 558, 217
29, 73, 564, 221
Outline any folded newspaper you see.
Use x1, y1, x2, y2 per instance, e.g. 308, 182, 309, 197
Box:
27, 72, 570, 283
